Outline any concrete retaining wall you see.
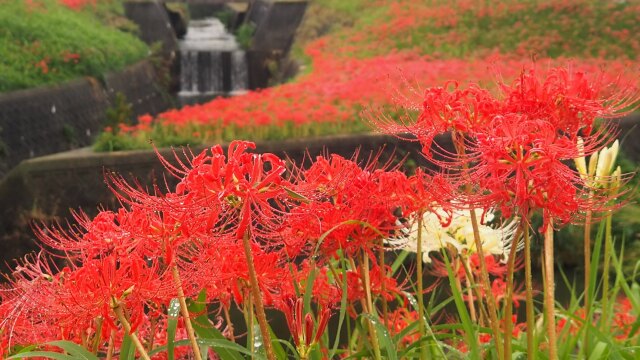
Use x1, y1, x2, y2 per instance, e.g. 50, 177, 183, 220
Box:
0, 133, 437, 264
0, 61, 172, 178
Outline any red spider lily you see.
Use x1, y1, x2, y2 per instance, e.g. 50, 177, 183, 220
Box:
62, 254, 174, 333
0, 254, 70, 348
163, 141, 289, 241
287, 153, 411, 257
556, 309, 586, 337
490, 278, 527, 308
382, 308, 420, 347
478, 315, 526, 343
613, 297, 637, 341
191, 240, 291, 307
280, 297, 331, 351
499, 67, 638, 136
430, 254, 513, 280
1, 252, 171, 351
343, 262, 404, 304
470, 113, 613, 229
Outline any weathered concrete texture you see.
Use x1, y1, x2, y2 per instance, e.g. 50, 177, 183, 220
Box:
0, 79, 107, 177
0, 133, 441, 265
104, 61, 171, 118
0, 61, 172, 179
247, 50, 281, 89
124, 1, 179, 56
247, 0, 308, 53
616, 114, 640, 163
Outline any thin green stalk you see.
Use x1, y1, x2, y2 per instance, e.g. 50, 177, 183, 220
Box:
543, 219, 558, 360
91, 316, 103, 354
105, 329, 116, 360
463, 259, 477, 323
416, 216, 429, 360
452, 129, 503, 359
223, 306, 236, 343
524, 225, 535, 360
469, 208, 504, 360
361, 251, 382, 360
583, 204, 592, 353
378, 239, 389, 328
112, 299, 151, 360
171, 265, 203, 360
503, 222, 525, 360
147, 316, 156, 353
241, 231, 277, 360
602, 212, 613, 327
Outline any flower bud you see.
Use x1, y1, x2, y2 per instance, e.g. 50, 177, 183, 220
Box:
574, 138, 588, 179
596, 140, 620, 186
588, 149, 599, 177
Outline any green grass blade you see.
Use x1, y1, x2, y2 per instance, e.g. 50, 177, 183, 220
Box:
167, 298, 181, 360
41, 341, 97, 360
119, 332, 136, 360
7, 352, 77, 360
442, 251, 479, 358
329, 254, 350, 359
360, 313, 398, 360
587, 342, 608, 360
197, 339, 266, 359
187, 290, 244, 360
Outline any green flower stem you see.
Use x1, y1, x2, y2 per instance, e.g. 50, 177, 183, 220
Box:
171, 265, 203, 360
602, 211, 613, 328
106, 329, 116, 360
543, 219, 558, 360
416, 215, 430, 360
111, 299, 151, 360
524, 225, 535, 360
379, 239, 389, 328
361, 251, 382, 360
469, 208, 504, 360
241, 230, 277, 360
91, 317, 103, 354
463, 259, 478, 323
583, 203, 593, 353
503, 222, 524, 360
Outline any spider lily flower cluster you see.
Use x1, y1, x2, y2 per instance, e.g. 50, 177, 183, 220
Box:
0, 66, 638, 359
386, 209, 519, 262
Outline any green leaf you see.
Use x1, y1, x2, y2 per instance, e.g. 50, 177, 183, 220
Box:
390, 250, 409, 274
359, 313, 398, 360
267, 326, 287, 360
167, 298, 181, 360
7, 341, 99, 360
442, 251, 479, 358
119, 331, 136, 360
588, 342, 608, 360
45, 341, 97, 360
7, 351, 77, 360
197, 339, 266, 359
186, 290, 245, 360
329, 254, 350, 359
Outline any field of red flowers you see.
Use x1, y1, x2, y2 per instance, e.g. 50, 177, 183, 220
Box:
4, 62, 639, 359
94, 0, 640, 150
3, 1, 640, 358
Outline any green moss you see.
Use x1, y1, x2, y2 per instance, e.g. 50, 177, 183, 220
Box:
0, 0, 148, 92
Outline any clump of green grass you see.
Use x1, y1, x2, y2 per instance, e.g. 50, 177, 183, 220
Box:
0, 0, 148, 92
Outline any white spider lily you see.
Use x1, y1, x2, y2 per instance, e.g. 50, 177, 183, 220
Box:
386, 209, 519, 263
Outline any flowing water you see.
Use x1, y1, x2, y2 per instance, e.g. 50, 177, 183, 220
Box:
178, 18, 248, 105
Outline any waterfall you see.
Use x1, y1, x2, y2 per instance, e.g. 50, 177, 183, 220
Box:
178, 18, 247, 105
231, 50, 248, 95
